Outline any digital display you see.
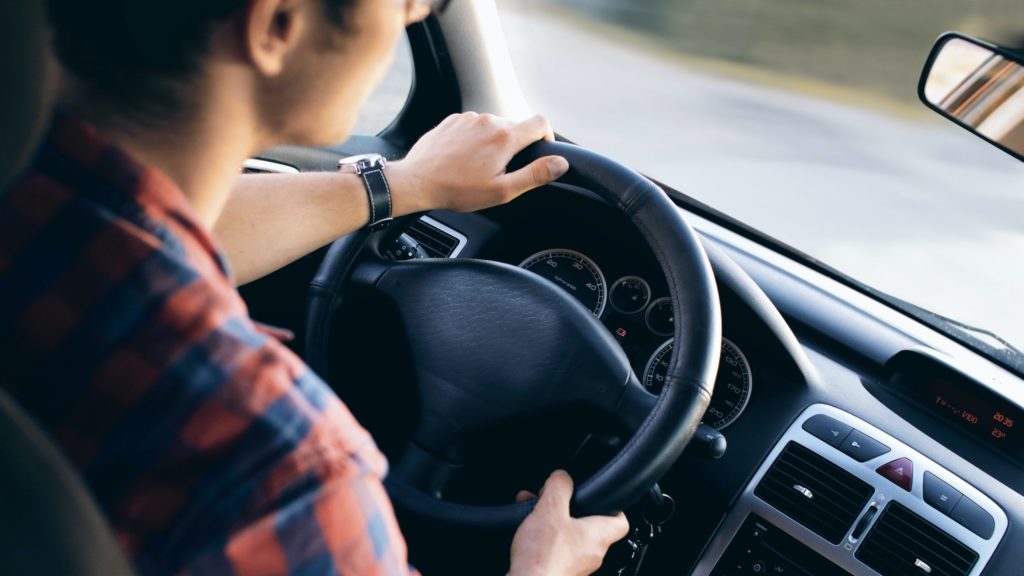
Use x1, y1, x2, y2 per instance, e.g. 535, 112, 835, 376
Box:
888, 352, 1024, 459
928, 377, 1019, 446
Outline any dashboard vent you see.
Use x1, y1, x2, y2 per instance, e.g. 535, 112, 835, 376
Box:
755, 442, 873, 544
405, 216, 466, 258
856, 501, 978, 576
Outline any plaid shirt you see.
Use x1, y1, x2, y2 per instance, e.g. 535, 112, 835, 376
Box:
0, 114, 416, 575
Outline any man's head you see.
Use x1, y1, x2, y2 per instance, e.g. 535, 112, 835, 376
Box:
46, 0, 430, 148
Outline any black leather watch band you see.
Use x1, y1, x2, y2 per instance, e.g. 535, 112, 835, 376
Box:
361, 167, 393, 231
338, 153, 393, 231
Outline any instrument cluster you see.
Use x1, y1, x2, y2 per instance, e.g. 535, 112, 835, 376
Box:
519, 247, 753, 430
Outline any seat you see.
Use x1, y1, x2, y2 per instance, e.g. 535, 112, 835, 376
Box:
0, 2, 133, 574
0, 390, 134, 575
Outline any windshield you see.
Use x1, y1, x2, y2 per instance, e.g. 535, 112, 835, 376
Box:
497, 0, 1024, 362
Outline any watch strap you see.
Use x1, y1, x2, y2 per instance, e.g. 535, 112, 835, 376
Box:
361, 166, 393, 230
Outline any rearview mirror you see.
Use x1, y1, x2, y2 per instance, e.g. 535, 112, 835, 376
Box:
920, 32, 1024, 162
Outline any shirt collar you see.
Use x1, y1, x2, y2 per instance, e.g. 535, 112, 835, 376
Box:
48, 111, 234, 281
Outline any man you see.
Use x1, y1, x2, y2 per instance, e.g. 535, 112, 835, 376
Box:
0, 0, 628, 574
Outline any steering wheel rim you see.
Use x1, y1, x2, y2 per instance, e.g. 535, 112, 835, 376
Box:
305, 141, 721, 530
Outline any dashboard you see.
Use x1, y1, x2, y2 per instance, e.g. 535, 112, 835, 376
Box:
384, 184, 1023, 575
241, 153, 1024, 576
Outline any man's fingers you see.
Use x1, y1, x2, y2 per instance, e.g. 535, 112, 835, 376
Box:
501, 155, 569, 197
515, 490, 536, 503
580, 511, 631, 545
510, 114, 556, 149
537, 470, 574, 511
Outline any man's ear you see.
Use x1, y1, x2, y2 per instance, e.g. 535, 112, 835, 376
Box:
244, 0, 306, 77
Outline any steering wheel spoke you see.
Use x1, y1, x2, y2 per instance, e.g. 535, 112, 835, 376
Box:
608, 374, 658, 433
390, 441, 462, 499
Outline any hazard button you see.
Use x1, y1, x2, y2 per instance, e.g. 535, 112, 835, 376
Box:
877, 458, 914, 491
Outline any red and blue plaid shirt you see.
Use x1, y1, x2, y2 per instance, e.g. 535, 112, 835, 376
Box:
0, 114, 416, 575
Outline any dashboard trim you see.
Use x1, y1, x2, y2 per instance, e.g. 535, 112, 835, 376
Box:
692, 404, 1008, 576
419, 215, 469, 258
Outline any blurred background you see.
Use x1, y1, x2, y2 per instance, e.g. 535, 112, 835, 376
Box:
359, 1, 1024, 357
521, 0, 1024, 104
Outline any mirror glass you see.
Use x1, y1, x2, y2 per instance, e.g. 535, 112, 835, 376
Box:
922, 36, 1024, 159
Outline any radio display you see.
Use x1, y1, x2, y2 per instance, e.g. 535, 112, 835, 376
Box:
889, 352, 1024, 459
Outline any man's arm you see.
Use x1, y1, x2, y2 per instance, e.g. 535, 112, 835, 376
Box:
216, 113, 569, 285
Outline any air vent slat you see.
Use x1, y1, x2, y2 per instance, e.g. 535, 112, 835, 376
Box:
772, 460, 868, 511
755, 442, 873, 544
757, 481, 853, 528
406, 219, 461, 258
763, 469, 862, 513
885, 511, 978, 565
856, 502, 978, 576
868, 529, 965, 575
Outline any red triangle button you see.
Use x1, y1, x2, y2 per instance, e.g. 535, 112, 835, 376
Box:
877, 457, 914, 491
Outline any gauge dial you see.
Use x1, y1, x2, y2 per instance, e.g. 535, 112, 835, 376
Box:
643, 338, 753, 429
609, 276, 651, 314
519, 249, 607, 316
644, 297, 674, 336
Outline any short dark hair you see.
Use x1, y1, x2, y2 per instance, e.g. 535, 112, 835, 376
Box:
46, 0, 355, 121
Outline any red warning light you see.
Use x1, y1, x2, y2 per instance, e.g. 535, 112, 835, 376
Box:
615, 327, 628, 338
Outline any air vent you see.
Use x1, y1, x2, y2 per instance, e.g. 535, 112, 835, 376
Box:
755, 442, 874, 544
242, 158, 299, 174
405, 216, 466, 258
856, 501, 978, 576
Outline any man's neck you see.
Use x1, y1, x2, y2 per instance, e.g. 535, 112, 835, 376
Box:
63, 74, 258, 229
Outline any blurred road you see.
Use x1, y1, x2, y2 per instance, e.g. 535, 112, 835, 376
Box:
497, 7, 1024, 350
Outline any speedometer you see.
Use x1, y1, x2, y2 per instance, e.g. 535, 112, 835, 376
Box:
520, 249, 607, 316
643, 338, 752, 429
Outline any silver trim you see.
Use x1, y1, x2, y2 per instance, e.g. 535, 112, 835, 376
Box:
692, 404, 1008, 576
793, 484, 814, 499
609, 275, 651, 314
242, 158, 300, 174
642, 337, 752, 430
518, 248, 607, 317
417, 215, 469, 258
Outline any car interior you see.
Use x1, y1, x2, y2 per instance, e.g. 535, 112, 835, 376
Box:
4, 2, 1024, 576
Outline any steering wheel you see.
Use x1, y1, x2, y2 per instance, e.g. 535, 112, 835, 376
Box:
305, 141, 721, 530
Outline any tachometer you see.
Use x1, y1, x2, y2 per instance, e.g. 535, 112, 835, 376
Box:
643, 338, 752, 429
519, 249, 607, 316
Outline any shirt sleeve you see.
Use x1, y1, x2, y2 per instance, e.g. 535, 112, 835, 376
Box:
178, 358, 418, 576
184, 439, 418, 575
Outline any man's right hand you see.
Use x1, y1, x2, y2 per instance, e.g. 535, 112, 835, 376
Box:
509, 470, 630, 576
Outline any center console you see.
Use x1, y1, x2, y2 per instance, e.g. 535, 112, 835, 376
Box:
693, 405, 1007, 576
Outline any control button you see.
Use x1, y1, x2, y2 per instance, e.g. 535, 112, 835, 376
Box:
923, 472, 962, 515
951, 496, 995, 539
802, 414, 852, 447
840, 430, 890, 462
876, 458, 913, 491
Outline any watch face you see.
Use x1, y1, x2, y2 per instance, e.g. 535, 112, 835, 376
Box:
338, 153, 386, 173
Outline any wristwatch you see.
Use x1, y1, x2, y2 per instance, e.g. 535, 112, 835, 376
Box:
338, 153, 393, 231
